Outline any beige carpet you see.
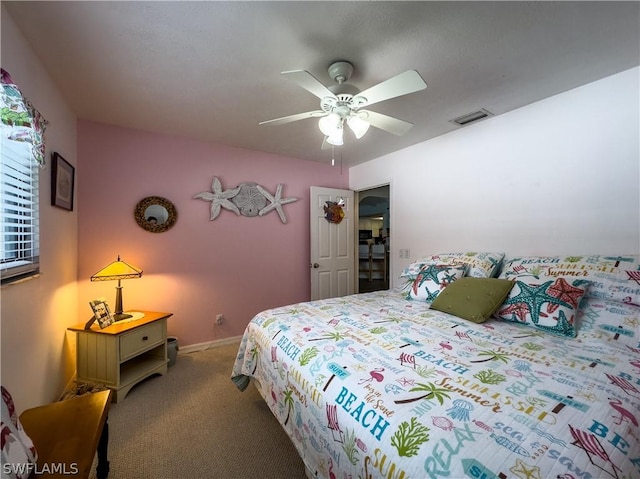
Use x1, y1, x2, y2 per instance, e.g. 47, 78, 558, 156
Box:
88, 341, 307, 478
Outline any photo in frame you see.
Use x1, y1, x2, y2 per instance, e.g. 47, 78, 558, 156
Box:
89, 298, 114, 329
51, 152, 75, 211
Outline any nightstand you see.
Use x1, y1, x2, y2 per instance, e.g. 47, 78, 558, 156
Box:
68, 311, 173, 402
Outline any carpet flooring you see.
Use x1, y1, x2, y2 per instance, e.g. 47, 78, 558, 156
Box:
88, 341, 307, 478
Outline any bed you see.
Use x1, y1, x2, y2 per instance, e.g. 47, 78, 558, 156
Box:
232, 253, 640, 479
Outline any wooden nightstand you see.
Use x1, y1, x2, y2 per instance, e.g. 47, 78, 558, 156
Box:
68, 311, 173, 402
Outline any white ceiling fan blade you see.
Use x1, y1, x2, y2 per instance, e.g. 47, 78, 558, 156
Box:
355, 70, 427, 108
361, 110, 414, 136
282, 70, 337, 100
259, 110, 326, 126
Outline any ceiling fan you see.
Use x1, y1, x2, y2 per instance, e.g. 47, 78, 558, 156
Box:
259, 61, 427, 147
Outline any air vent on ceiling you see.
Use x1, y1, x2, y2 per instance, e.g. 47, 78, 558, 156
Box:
450, 108, 493, 126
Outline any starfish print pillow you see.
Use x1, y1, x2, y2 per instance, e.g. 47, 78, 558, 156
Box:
493, 276, 589, 337
405, 264, 467, 303
498, 254, 640, 304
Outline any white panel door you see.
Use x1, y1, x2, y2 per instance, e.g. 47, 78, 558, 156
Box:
310, 186, 355, 301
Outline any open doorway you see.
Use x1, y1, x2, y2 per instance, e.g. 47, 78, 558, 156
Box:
357, 185, 390, 293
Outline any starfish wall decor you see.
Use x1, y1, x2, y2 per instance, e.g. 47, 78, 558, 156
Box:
194, 176, 299, 224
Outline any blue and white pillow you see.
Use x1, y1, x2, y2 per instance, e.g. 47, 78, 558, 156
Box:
405, 264, 467, 303
494, 276, 589, 337
499, 254, 640, 305
401, 252, 504, 279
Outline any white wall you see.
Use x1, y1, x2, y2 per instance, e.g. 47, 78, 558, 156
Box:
1, 6, 79, 411
350, 67, 640, 287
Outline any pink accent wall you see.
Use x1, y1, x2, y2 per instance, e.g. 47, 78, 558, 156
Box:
77, 121, 347, 346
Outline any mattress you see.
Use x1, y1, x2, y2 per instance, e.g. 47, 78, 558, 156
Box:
232, 289, 640, 479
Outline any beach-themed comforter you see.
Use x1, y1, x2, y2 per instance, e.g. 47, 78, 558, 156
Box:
231, 290, 640, 479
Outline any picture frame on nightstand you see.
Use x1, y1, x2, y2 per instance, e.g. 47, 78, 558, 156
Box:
89, 298, 114, 329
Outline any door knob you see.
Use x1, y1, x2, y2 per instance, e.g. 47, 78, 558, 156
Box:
312, 263, 319, 268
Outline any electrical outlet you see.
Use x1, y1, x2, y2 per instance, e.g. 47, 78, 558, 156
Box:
215, 314, 224, 325
399, 248, 410, 259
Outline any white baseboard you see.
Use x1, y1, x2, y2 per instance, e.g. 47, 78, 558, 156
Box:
178, 335, 243, 355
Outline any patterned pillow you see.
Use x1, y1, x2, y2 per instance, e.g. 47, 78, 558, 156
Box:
494, 276, 589, 337
405, 264, 466, 302
401, 252, 505, 279
499, 254, 640, 304
1, 387, 37, 479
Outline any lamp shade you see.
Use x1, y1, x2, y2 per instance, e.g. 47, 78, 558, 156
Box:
91, 256, 142, 322
347, 115, 370, 139
326, 126, 344, 146
318, 113, 342, 137
91, 256, 143, 281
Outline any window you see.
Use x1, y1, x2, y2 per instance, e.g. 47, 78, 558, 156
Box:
1, 69, 47, 284
1, 139, 39, 282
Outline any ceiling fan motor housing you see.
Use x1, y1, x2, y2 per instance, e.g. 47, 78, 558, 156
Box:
321, 93, 359, 115
328, 61, 354, 84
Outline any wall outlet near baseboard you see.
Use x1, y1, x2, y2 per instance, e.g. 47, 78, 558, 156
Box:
215, 314, 224, 325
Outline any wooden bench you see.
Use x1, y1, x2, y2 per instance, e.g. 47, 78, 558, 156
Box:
19, 389, 112, 479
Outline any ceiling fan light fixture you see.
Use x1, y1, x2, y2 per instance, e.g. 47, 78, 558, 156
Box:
318, 113, 342, 137
262, 62, 428, 152
347, 115, 370, 139
326, 125, 344, 146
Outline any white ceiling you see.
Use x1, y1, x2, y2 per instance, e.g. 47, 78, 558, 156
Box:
4, 1, 639, 168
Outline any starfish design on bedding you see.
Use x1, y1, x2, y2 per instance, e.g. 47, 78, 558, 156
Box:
503, 280, 570, 321
441, 271, 459, 287
418, 264, 452, 283
256, 183, 298, 224
548, 310, 574, 332
411, 264, 455, 295
509, 458, 541, 479
193, 176, 241, 220
425, 289, 440, 302
498, 302, 530, 322
546, 277, 586, 313
397, 376, 415, 387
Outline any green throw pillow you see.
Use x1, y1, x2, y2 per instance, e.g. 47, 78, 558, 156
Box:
430, 277, 515, 323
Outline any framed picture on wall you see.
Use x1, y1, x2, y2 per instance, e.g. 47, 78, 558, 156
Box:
51, 152, 75, 211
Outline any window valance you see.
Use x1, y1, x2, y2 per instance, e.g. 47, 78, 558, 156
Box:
1, 68, 48, 167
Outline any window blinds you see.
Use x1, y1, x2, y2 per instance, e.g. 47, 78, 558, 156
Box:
0, 138, 39, 281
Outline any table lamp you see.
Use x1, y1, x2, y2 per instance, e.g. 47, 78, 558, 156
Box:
91, 255, 143, 321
